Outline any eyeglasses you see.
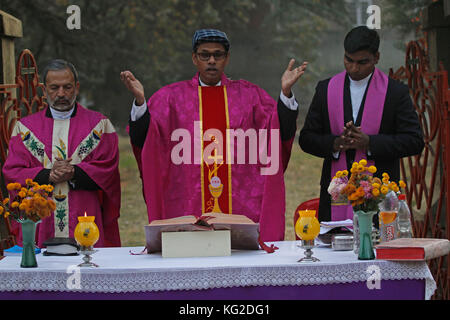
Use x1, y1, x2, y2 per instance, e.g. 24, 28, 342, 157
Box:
196, 51, 227, 61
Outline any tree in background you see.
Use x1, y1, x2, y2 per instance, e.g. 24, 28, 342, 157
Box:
382, 0, 435, 37
1, 0, 352, 128
1, 0, 431, 129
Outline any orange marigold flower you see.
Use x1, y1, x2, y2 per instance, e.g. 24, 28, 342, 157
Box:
368, 166, 377, 174
343, 184, 356, 195
25, 179, 34, 186
39, 199, 47, 207
359, 159, 368, 166
48, 200, 56, 211
399, 180, 406, 189
3, 198, 9, 205
7, 183, 16, 191
0, 206, 4, 215
11, 202, 20, 208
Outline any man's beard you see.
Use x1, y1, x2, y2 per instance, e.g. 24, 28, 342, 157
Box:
48, 95, 77, 111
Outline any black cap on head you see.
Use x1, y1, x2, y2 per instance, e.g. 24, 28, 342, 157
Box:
192, 29, 230, 52
344, 26, 380, 54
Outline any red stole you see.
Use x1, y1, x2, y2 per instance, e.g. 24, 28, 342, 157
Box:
199, 86, 232, 214
327, 68, 389, 221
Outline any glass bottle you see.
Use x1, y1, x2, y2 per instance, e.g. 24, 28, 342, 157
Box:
397, 194, 413, 238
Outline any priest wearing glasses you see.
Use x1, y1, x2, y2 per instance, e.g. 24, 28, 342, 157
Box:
121, 29, 308, 241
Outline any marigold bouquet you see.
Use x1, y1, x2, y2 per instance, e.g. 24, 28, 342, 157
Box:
0, 179, 56, 223
328, 159, 403, 212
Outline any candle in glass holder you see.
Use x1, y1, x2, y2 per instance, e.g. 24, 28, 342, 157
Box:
74, 212, 100, 248
295, 210, 320, 241
295, 210, 321, 263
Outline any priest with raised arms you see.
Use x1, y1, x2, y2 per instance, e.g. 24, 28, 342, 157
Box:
121, 29, 308, 241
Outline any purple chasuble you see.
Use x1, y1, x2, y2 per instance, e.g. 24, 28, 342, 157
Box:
132, 73, 294, 242
2, 105, 121, 248
327, 68, 388, 221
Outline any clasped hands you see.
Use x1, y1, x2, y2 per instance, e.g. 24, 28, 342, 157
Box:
333, 122, 370, 153
49, 157, 74, 184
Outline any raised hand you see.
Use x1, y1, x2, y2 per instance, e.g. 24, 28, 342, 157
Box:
120, 71, 145, 106
281, 59, 308, 98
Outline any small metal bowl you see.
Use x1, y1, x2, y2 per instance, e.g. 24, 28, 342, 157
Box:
332, 234, 354, 251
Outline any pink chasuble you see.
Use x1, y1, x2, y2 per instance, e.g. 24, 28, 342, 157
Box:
133, 73, 294, 241
327, 68, 388, 221
2, 105, 121, 248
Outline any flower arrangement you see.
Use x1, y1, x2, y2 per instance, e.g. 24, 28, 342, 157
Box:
0, 179, 56, 223
328, 159, 403, 212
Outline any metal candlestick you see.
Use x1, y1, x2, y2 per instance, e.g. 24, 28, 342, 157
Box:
78, 245, 98, 268
298, 240, 320, 263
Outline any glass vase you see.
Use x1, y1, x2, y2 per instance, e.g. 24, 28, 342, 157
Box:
20, 219, 38, 268
353, 213, 359, 254
355, 210, 376, 260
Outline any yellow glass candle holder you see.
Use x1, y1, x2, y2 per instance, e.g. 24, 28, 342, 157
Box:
74, 214, 100, 267
295, 210, 320, 241
74, 215, 100, 247
295, 210, 320, 263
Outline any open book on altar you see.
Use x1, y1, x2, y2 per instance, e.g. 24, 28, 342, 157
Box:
144, 213, 260, 254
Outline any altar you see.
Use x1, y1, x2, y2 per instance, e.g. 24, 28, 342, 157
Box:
0, 241, 436, 300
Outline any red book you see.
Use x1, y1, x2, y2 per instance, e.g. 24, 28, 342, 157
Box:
375, 238, 450, 261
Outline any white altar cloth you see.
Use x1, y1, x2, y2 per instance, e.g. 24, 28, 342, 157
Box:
0, 241, 436, 299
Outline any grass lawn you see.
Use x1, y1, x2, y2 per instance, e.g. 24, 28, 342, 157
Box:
117, 134, 323, 247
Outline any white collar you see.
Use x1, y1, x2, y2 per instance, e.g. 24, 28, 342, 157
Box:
199, 77, 221, 87
50, 106, 75, 120
349, 72, 373, 87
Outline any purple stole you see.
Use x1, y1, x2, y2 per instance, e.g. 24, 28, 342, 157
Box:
327, 68, 389, 221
